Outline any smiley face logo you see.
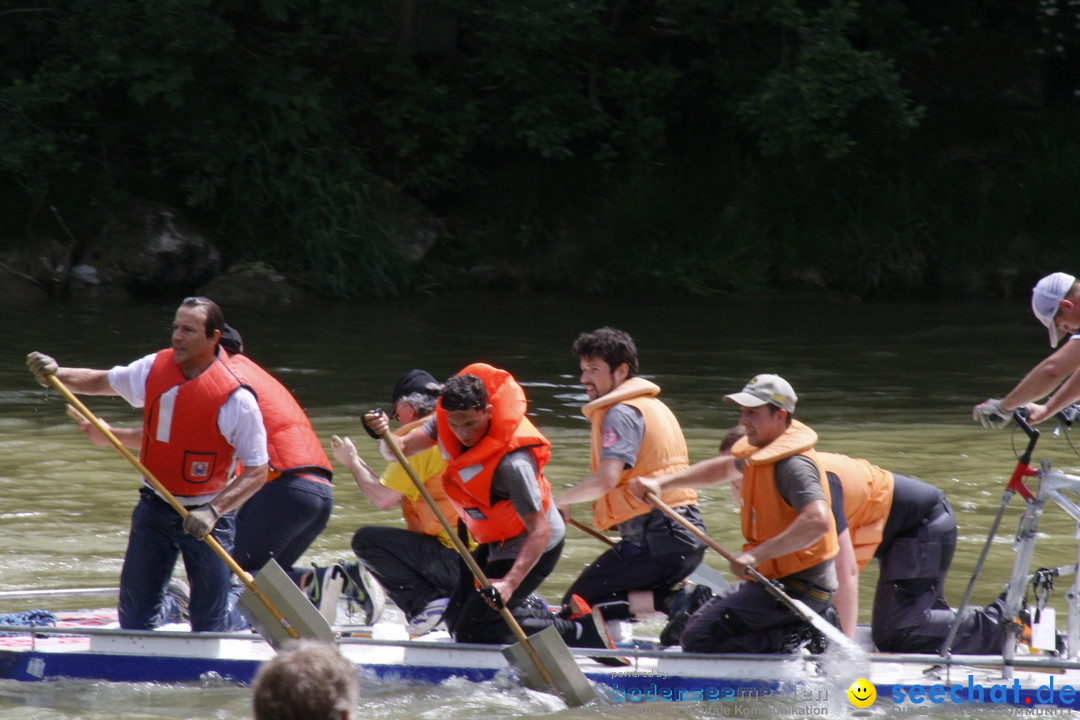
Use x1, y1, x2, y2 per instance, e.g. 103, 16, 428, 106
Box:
847, 678, 876, 708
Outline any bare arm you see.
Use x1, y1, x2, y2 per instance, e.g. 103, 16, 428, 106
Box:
330, 435, 403, 510
1000, 340, 1080, 412
832, 528, 859, 639
627, 455, 741, 501
730, 499, 830, 577
1028, 360, 1080, 424
209, 463, 269, 516
554, 457, 623, 515
489, 509, 550, 605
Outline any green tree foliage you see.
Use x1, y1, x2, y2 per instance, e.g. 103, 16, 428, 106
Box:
0, 1, 1070, 297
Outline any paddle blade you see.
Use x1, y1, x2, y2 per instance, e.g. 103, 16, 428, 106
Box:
686, 563, 730, 593
238, 559, 334, 649
501, 625, 596, 707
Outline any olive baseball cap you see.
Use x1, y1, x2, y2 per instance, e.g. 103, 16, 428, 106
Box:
1032, 272, 1076, 347
724, 374, 797, 412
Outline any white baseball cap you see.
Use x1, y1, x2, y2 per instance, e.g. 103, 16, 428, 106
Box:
724, 374, 797, 412
1032, 272, 1076, 347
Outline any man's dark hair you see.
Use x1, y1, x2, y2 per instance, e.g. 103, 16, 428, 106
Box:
719, 426, 745, 454
181, 296, 225, 340
572, 327, 639, 377
440, 373, 488, 411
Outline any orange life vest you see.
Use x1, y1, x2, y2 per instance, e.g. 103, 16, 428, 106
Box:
224, 353, 332, 483
582, 377, 698, 530
819, 452, 895, 572
141, 349, 245, 497
436, 363, 552, 544
734, 420, 838, 580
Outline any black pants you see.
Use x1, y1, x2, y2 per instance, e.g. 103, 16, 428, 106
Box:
872, 498, 1006, 654
562, 506, 706, 620
233, 471, 333, 579
352, 525, 460, 619
445, 539, 579, 645
680, 578, 833, 654
562, 540, 705, 620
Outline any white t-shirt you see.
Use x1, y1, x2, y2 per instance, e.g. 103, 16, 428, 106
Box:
108, 353, 269, 469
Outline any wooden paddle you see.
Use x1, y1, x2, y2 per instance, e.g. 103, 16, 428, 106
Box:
48, 374, 331, 647
644, 491, 863, 655
377, 427, 595, 707
565, 516, 730, 593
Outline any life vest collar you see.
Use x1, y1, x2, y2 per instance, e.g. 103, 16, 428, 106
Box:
437, 362, 527, 469
581, 376, 660, 420
732, 419, 817, 465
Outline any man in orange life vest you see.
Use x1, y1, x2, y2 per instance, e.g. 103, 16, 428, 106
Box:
554, 327, 706, 631
363, 364, 615, 650
26, 297, 269, 632
632, 374, 840, 653
55, 322, 348, 629
331, 369, 459, 635
721, 426, 1010, 653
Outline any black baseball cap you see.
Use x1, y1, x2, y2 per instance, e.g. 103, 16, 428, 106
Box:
391, 370, 441, 405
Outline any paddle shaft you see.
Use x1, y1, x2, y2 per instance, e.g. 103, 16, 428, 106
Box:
645, 491, 826, 626
567, 516, 616, 546
378, 429, 563, 695
48, 374, 301, 640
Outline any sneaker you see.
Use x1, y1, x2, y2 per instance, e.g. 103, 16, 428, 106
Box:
406, 597, 450, 636
337, 560, 385, 625
574, 607, 630, 666
304, 563, 346, 624
607, 619, 633, 644
560, 594, 592, 621
659, 584, 713, 647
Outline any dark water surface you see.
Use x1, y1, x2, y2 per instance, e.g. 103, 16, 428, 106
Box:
0, 292, 1075, 719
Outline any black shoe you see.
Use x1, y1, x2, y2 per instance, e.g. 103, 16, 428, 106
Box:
574, 608, 630, 666
659, 584, 713, 647
659, 611, 691, 647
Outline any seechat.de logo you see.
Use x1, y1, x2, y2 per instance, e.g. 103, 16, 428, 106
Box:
848, 678, 877, 708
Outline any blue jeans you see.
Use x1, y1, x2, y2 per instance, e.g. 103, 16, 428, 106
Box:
119, 488, 236, 632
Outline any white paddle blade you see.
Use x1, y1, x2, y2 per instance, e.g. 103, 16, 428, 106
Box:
238, 559, 334, 649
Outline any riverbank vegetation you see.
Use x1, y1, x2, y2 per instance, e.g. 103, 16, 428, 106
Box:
2, 1, 1078, 299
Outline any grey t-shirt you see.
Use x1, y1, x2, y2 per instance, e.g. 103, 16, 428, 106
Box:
598, 404, 651, 541
423, 417, 564, 560
772, 455, 838, 591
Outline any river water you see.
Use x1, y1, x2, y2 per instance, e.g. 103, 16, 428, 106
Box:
1, 292, 1077, 719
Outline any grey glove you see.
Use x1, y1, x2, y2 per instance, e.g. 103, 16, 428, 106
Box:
973, 398, 1011, 429
182, 503, 221, 540
26, 352, 58, 387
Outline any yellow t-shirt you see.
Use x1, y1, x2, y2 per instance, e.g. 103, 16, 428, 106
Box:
380, 445, 445, 500
381, 446, 473, 549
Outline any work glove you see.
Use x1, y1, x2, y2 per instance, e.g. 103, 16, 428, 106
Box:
182, 503, 221, 540
26, 352, 58, 387
362, 409, 388, 440
973, 399, 1011, 429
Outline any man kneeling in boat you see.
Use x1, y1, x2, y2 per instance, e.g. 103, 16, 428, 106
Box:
554, 327, 707, 640
722, 426, 1010, 654
632, 374, 840, 653
26, 297, 269, 632
363, 364, 620, 655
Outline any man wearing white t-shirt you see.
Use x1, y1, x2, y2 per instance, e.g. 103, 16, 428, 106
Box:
973, 272, 1080, 427
27, 297, 269, 632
